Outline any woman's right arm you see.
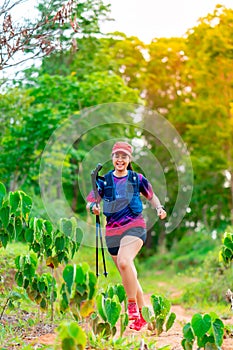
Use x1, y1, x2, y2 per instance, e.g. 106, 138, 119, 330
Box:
86, 178, 104, 216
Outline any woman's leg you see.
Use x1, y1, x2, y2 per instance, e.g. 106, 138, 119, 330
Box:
111, 235, 145, 309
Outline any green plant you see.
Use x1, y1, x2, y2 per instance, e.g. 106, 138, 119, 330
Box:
0, 184, 32, 248
142, 294, 176, 335
87, 331, 170, 350
60, 262, 97, 320
0, 182, 84, 321
219, 229, 233, 266
27, 217, 82, 265
181, 312, 224, 349
14, 253, 57, 313
55, 320, 87, 350
91, 284, 128, 339
0, 290, 22, 320
103, 284, 127, 312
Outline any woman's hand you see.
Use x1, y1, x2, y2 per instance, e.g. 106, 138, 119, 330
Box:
92, 203, 101, 215
156, 207, 167, 220
149, 194, 167, 219
87, 202, 101, 215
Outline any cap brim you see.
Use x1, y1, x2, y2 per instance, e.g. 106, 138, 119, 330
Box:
112, 148, 132, 157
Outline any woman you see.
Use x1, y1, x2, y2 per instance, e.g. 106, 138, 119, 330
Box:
86, 141, 167, 331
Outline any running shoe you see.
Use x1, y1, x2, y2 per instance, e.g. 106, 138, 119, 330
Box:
129, 314, 147, 331
128, 302, 140, 320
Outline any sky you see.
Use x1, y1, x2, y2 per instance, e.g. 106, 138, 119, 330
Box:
101, 0, 233, 43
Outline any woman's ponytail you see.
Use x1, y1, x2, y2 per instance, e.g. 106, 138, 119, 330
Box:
127, 162, 133, 170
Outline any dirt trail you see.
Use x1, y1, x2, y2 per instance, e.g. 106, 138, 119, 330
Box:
30, 297, 233, 350
137, 294, 233, 350
124, 303, 233, 350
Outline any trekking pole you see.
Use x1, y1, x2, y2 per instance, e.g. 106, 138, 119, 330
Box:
91, 163, 108, 278
98, 215, 107, 277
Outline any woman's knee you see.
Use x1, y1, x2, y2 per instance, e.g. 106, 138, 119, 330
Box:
117, 256, 130, 271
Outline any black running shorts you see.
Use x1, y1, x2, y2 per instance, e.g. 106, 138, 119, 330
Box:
105, 227, 147, 256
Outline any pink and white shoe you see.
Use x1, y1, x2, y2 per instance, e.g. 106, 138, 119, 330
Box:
128, 302, 140, 320
129, 314, 147, 331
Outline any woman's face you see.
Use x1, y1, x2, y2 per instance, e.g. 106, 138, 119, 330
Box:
112, 152, 130, 172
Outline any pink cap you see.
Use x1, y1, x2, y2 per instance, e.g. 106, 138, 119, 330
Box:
112, 142, 133, 157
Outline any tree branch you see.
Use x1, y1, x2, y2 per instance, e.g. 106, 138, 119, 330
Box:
0, 0, 79, 71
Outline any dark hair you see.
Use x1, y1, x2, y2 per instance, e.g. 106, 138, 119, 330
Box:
127, 162, 133, 170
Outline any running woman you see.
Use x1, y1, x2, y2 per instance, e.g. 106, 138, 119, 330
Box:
86, 141, 167, 331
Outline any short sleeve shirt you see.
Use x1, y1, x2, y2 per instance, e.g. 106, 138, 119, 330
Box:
86, 172, 154, 236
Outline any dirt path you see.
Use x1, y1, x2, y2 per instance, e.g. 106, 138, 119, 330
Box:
30, 296, 233, 350
124, 303, 233, 350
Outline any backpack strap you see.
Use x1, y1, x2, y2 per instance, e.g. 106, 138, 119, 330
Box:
103, 170, 115, 199
102, 170, 140, 196
127, 170, 140, 194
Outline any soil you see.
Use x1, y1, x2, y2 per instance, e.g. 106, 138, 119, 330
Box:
122, 295, 233, 350
22, 294, 233, 350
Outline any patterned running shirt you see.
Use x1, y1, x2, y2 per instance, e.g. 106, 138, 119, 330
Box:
86, 172, 154, 237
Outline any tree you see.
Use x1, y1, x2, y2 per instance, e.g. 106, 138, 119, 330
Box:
37, 32, 147, 92
0, 0, 110, 73
168, 5, 233, 230
145, 36, 188, 114
0, 72, 140, 194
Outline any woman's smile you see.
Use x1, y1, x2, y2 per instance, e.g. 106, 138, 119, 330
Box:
112, 152, 130, 175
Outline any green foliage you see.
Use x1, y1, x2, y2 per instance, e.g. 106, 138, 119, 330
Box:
15, 254, 37, 284
55, 320, 87, 350
141, 230, 219, 273
181, 312, 224, 349
0, 183, 82, 262
1, 6, 233, 244
181, 229, 233, 309
60, 263, 97, 320
182, 246, 232, 308
41, 33, 146, 90
87, 332, 164, 350
0, 183, 32, 247
0, 183, 6, 207
174, 6, 233, 233
14, 253, 56, 310
91, 284, 128, 339
219, 229, 233, 266
171, 231, 219, 272
0, 290, 23, 321
0, 184, 83, 321
142, 294, 176, 335
37, 0, 111, 37
103, 283, 127, 312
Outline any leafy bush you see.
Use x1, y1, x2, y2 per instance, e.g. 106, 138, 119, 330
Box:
172, 232, 219, 272
55, 321, 87, 350
182, 235, 233, 308
142, 294, 176, 335
60, 262, 97, 320
91, 283, 128, 338
141, 231, 219, 274
181, 312, 224, 349
219, 228, 233, 266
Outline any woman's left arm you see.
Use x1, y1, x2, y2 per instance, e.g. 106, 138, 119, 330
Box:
149, 193, 167, 220
139, 174, 167, 220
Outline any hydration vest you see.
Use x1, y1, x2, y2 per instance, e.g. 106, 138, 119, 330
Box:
102, 170, 143, 217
